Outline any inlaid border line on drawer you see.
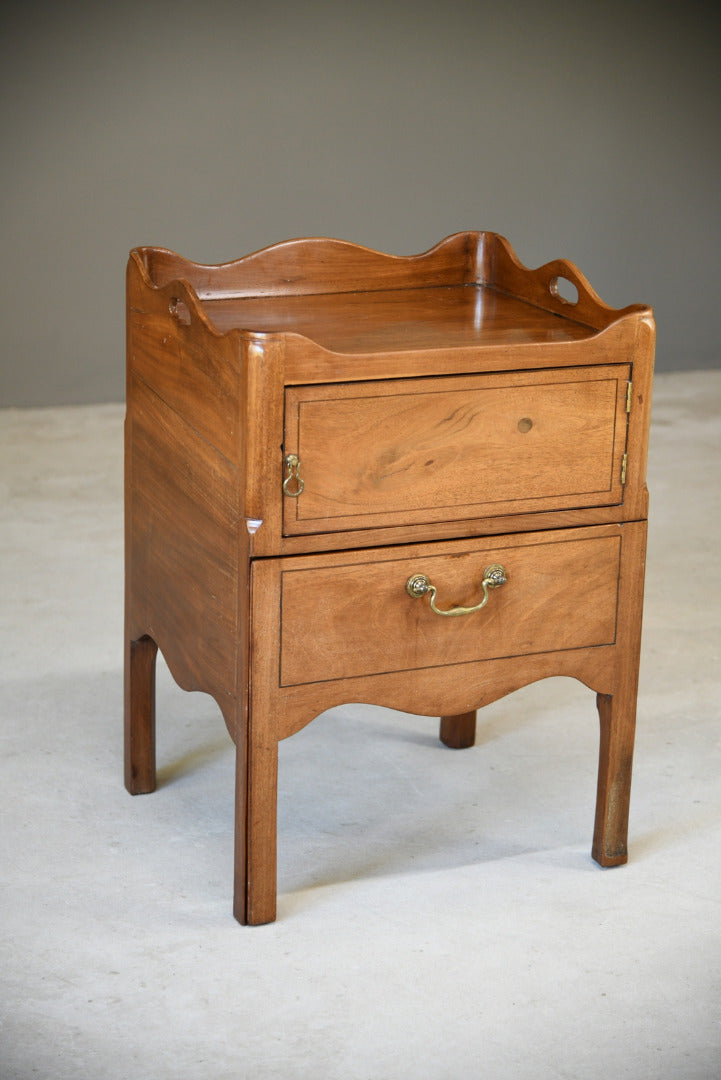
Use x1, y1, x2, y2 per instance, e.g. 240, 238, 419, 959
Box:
283, 365, 631, 535
276, 533, 622, 688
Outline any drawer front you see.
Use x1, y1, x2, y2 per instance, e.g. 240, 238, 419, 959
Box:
273, 529, 620, 688
283, 365, 630, 535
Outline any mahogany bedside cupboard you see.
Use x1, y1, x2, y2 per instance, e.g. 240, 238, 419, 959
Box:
124, 232, 654, 925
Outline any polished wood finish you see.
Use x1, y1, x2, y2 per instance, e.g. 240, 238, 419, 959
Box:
248, 523, 642, 737
283, 366, 630, 534
275, 529, 621, 687
124, 634, 158, 793
439, 712, 477, 750
125, 232, 654, 924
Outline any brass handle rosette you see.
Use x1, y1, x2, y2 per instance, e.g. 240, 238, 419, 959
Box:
405, 564, 507, 617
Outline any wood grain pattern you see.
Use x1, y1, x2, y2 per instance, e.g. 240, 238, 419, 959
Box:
134, 232, 648, 333
244, 519, 646, 913
283, 366, 629, 534
439, 712, 477, 749
249, 500, 648, 558
134, 231, 479, 299
126, 377, 241, 713
592, 518, 647, 866
279, 315, 643, 387
248, 521, 640, 737
202, 284, 596, 350
125, 232, 653, 924
480, 232, 647, 331
277, 530, 621, 687
124, 634, 158, 793
265, 642, 619, 744
251, 528, 646, 734
127, 251, 242, 463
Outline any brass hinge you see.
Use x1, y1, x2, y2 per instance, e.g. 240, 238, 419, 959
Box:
621, 452, 628, 485
626, 381, 633, 413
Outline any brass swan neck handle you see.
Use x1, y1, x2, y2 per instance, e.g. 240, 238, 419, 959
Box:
405, 564, 507, 617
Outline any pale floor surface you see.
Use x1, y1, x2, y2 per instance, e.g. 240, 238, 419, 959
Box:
0, 371, 720, 1080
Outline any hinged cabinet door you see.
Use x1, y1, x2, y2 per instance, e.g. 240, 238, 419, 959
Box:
282, 364, 631, 535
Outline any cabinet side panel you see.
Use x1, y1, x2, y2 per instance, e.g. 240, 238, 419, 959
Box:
126, 375, 241, 715
127, 254, 241, 462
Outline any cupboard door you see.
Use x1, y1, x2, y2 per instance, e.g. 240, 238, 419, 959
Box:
282, 365, 630, 535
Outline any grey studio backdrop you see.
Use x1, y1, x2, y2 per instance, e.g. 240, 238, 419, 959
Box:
1, 0, 719, 408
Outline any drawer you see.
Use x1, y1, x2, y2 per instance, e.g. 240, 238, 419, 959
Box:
267, 527, 621, 688
282, 365, 631, 535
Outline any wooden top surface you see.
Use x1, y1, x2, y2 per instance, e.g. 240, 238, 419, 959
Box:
200, 284, 595, 354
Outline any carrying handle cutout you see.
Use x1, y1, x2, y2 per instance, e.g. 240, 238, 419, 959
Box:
169, 296, 192, 326
549, 275, 579, 305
